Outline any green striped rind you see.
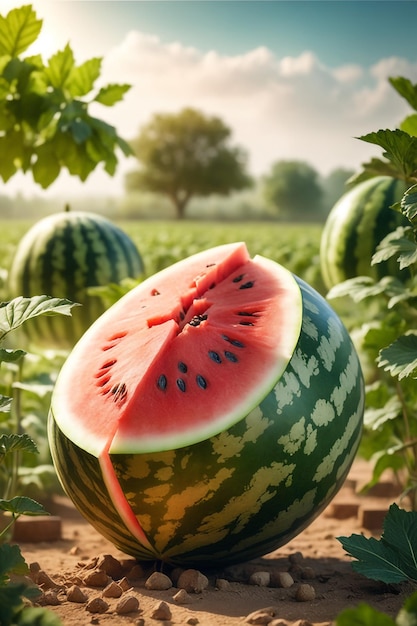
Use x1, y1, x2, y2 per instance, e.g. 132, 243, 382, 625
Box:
49, 275, 364, 567
8, 212, 144, 348
320, 176, 409, 290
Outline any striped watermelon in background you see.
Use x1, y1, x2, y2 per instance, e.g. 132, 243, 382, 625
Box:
320, 176, 409, 291
49, 243, 364, 567
8, 210, 144, 349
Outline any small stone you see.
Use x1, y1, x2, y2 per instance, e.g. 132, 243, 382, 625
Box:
29, 562, 41, 575
116, 595, 140, 614
177, 569, 209, 593
186, 618, 199, 625
43, 590, 60, 605
69, 546, 80, 555
295, 583, 316, 602
36, 569, 63, 589
300, 566, 316, 580
215, 578, 231, 591
126, 564, 145, 580
96, 554, 124, 579
288, 551, 304, 565
150, 600, 172, 620
119, 576, 132, 591
249, 571, 270, 587
83, 569, 110, 588
245, 606, 279, 624
173, 588, 192, 604
145, 571, 173, 590
270, 571, 294, 589
67, 584, 88, 603
85, 597, 109, 614
102, 580, 123, 598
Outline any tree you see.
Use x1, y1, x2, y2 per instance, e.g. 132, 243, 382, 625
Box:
262, 160, 323, 220
0, 4, 132, 189
126, 108, 251, 219
321, 167, 355, 213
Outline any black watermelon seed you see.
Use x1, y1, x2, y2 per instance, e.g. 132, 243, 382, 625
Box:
189, 313, 208, 327
222, 335, 245, 348
224, 351, 238, 363
177, 378, 186, 392
178, 361, 188, 373
239, 281, 254, 290
179, 311, 185, 321
196, 374, 207, 389
237, 311, 258, 317
111, 383, 127, 402
206, 263, 216, 267
208, 350, 222, 364
157, 374, 167, 391
232, 274, 244, 283
239, 321, 254, 326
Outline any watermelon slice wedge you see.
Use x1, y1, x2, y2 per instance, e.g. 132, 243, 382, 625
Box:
52, 242, 302, 457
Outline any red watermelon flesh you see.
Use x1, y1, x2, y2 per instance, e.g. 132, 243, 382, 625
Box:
52, 242, 302, 459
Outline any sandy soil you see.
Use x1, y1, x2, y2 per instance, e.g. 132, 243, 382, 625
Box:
15, 460, 413, 626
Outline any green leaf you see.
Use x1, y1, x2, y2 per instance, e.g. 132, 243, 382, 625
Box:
378, 333, 417, 379
45, 43, 74, 90
0, 348, 26, 363
0, 5, 42, 58
0, 496, 48, 517
0, 394, 12, 413
358, 129, 417, 179
401, 184, 417, 223
363, 395, 402, 431
389, 76, 417, 112
15, 606, 63, 626
94, 83, 130, 106
400, 114, 417, 139
0, 296, 78, 339
397, 592, 417, 626
335, 602, 395, 626
0, 543, 28, 578
67, 56, 101, 97
32, 142, 61, 188
372, 227, 417, 270
327, 276, 403, 303
0, 433, 38, 458
338, 504, 417, 584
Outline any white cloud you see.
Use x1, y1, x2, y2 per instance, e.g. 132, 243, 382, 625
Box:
5, 30, 417, 198
98, 31, 416, 184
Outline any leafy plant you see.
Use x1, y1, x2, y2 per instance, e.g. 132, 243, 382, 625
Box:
0, 4, 132, 188
328, 75, 417, 509
338, 504, 417, 585
335, 590, 417, 626
0, 296, 76, 626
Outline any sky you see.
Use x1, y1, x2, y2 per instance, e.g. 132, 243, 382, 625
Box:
2, 0, 417, 199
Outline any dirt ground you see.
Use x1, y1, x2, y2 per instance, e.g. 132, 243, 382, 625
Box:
15, 459, 414, 626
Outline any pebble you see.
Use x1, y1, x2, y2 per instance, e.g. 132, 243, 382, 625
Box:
300, 566, 316, 580
43, 590, 60, 605
177, 569, 209, 593
150, 600, 172, 620
215, 578, 231, 591
115, 595, 140, 614
119, 576, 132, 592
67, 584, 88, 603
249, 571, 270, 587
96, 554, 125, 579
102, 580, 123, 598
295, 583, 316, 602
270, 571, 294, 589
186, 618, 199, 625
85, 597, 109, 614
145, 571, 173, 590
173, 588, 192, 604
83, 569, 110, 588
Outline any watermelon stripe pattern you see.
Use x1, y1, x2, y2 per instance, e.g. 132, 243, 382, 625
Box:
8, 211, 144, 348
320, 176, 409, 290
48, 274, 364, 567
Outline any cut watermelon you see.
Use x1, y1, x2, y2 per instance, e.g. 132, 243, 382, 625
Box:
52, 242, 302, 456
49, 242, 364, 566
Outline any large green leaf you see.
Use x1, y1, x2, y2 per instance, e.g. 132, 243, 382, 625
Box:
0, 543, 28, 578
67, 57, 101, 97
358, 129, 417, 179
335, 603, 395, 626
45, 43, 74, 90
0, 433, 38, 459
378, 333, 417, 379
0, 296, 78, 340
338, 504, 417, 584
372, 227, 417, 270
0, 496, 47, 517
390, 76, 417, 113
0, 5, 42, 58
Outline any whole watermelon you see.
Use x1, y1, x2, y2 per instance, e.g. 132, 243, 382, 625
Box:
320, 176, 409, 290
49, 242, 364, 567
8, 210, 144, 349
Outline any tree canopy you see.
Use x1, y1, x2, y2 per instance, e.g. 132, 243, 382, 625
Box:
126, 107, 252, 219
262, 160, 323, 219
0, 4, 132, 188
